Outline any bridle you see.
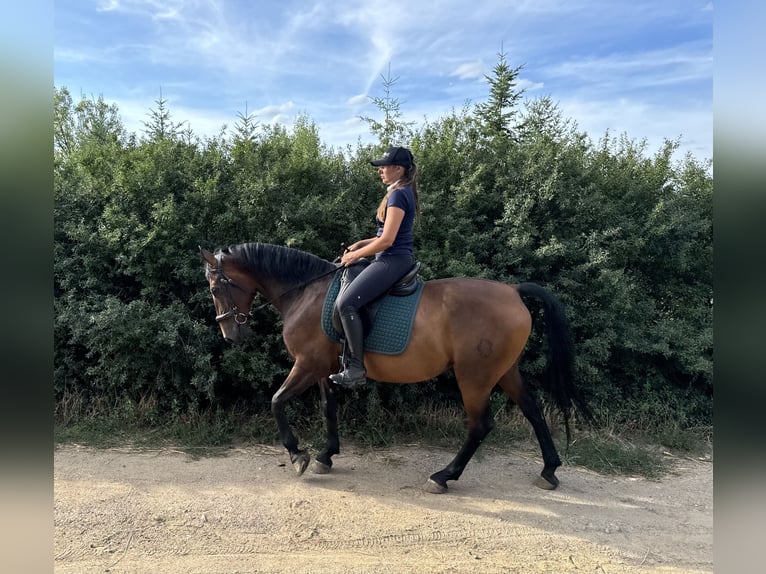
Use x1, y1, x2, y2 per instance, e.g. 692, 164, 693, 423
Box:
210, 253, 254, 325
209, 252, 342, 326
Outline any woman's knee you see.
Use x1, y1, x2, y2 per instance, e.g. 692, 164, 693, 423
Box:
334, 291, 360, 315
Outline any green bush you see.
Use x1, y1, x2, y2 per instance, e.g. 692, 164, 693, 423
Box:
53, 63, 712, 440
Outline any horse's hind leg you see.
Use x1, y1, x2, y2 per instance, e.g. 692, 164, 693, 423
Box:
427, 386, 495, 494
498, 365, 562, 489
310, 378, 339, 474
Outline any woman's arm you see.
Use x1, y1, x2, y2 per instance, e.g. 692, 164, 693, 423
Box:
341, 207, 405, 266
347, 238, 375, 251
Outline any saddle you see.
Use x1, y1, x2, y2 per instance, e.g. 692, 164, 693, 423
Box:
331, 258, 421, 338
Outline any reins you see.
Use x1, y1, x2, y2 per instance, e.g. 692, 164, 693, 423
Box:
212, 252, 341, 323
250, 263, 342, 313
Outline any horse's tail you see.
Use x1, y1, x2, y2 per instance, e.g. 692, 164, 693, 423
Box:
517, 282, 595, 442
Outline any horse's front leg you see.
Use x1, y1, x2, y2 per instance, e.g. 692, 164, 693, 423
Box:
310, 378, 339, 474
271, 363, 318, 475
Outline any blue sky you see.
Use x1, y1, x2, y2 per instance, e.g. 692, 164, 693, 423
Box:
54, 0, 713, 161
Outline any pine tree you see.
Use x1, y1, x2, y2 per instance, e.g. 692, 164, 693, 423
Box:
359, 64, 415, 146
142, 89, 184, 141
475, 47, 524, 138
233, 102, 260, 142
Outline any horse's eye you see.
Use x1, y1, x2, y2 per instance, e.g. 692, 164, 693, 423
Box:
211, 286, 220, 296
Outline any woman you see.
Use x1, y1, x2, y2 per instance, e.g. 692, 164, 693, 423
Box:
330, 146, 420, 387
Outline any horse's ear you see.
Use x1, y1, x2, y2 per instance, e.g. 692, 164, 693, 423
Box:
199, 246, 217, 267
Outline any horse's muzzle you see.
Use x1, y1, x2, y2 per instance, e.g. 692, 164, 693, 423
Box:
221, 323, 252, 344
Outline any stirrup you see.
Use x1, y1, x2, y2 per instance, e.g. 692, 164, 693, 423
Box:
329, 366, 367, 387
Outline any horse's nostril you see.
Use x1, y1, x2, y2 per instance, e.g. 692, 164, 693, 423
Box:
224, 336, 234, 344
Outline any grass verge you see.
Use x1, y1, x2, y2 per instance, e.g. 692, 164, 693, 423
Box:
54, 392, 712, 480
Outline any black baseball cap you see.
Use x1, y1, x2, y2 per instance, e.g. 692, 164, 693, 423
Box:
370, 146, 414, 168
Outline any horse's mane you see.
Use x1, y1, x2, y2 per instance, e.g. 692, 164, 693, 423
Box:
221, 243, 336, 286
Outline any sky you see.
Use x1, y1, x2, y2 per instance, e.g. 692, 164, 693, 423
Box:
54, 0, 713, 162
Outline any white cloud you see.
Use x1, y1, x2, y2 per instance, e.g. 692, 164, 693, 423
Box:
558, 96, 712, 160
251, 102, 296, 123
54, 47, 94, 64
517, 78, 544, 92
547, 43, 712, 91
96, 0, 120, 12
154, 8, 181, 21
55, 0, 712, 161
451, 61, 486, 80
347, 94, 369, 106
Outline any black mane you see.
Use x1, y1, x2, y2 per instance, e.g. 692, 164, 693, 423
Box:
221, 243, 336, 286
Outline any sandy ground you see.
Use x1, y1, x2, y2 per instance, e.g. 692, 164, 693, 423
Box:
54, 442, 712, 574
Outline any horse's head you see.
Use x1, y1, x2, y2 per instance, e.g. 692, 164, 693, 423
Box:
200, 246, 256, 344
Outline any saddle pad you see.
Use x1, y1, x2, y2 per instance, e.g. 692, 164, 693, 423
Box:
321, 272, 424, 355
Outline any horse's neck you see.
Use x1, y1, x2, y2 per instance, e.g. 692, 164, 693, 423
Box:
240, 245, 335, 314
271, 275, 329, 318
256, 279, 291, 311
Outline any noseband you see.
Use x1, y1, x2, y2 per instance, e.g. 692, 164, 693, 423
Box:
210, 254, 253, 326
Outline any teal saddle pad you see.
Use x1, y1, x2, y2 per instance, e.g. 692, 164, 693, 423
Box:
321, 272, 425, 355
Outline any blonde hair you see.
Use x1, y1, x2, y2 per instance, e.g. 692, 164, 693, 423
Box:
376, 164, 420, 222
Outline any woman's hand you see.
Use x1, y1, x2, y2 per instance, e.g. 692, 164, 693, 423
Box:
341, 249, 361, 266
342, 238, 374, 265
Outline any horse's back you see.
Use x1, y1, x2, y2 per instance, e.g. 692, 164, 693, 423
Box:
365, 277, 532, 383
420, 277, 531, 334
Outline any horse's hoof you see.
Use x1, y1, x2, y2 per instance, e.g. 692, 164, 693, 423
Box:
424, 479, 448, 494
533, 475, 559, 490
292, 451, 310, 476
310, 460, 332, 474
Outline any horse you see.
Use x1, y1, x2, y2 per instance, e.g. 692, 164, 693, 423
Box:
200, 242, 592, 494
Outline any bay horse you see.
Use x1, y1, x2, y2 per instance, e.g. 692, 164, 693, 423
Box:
201, 242, 592, 493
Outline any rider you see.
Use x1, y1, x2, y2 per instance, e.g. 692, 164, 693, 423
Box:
329, 146, 420, 387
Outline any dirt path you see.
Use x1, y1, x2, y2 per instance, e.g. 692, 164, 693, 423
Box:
54, 443, 712, 573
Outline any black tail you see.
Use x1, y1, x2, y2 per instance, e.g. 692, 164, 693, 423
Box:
517, 282, 594, 442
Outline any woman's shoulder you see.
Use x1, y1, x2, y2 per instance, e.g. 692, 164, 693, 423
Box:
391, 184, 414, 198
388, 186, 414, 207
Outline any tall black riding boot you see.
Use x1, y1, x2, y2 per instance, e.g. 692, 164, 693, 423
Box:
329, 308, 367, 387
